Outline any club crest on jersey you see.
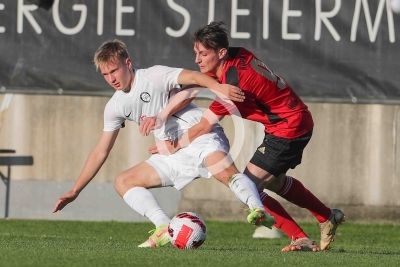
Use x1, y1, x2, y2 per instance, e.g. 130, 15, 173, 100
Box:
140, 92, 151, 103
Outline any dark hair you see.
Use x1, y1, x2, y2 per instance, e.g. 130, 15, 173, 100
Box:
192, 21, 229, 51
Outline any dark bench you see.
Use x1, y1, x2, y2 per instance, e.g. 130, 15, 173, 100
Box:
0, 150, 34, 218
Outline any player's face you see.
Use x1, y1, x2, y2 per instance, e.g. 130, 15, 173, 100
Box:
194, 42, 225, 76
100, 58, 133, 92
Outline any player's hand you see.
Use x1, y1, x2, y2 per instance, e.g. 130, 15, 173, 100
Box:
139, 117, 156, 136
52, 190, 79, 213
148, 140, 180, 155
139, 115, 166, 136
216, 84, 245, 102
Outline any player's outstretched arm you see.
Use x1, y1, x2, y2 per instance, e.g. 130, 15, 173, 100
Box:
140, 70, 242, 136
139, 85, 202, 136
148, 110, 223, 155
177, 69, 245, 102
52, 130, 119, 213
53, 190, 79, 213
179, 109, 223, 148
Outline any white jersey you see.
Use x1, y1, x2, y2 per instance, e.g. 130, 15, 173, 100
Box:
103, 65, 221, 140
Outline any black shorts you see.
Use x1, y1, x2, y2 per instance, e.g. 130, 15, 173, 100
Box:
249, 130, 312, 177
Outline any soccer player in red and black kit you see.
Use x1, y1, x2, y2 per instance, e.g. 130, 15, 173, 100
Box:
145, 21, 345, 251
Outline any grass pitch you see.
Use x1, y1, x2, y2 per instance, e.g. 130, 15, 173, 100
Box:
0, 219, 399, 267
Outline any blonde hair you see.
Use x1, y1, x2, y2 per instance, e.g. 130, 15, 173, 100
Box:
93, 39, 130, 71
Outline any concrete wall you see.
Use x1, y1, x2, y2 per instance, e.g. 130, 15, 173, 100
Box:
0, 94, 399, 223
0, 94, 182, 221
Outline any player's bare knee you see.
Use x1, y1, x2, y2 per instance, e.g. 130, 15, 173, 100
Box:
114, 174, 126, 196
114, 173, 140, 196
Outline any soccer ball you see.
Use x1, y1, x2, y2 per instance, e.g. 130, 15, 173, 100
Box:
168, 212, 207, 249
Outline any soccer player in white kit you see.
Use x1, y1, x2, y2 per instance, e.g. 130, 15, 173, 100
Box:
53, 39, 275, 248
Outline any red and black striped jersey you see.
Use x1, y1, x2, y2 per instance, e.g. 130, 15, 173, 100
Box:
209, 47, 313, 139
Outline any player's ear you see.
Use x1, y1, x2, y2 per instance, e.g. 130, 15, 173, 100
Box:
125, 58, 132, 68
218, 48, 227, 59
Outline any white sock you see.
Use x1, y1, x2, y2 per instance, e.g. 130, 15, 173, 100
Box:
123, 187, 170, 227
228, 173, 264, 210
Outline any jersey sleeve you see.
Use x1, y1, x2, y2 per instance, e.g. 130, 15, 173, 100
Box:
103, 97, 125, 132
146, 65, 183, 93
209, 99, 237, 116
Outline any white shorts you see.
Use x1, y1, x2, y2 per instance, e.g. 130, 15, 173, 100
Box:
146, 127, 230, 191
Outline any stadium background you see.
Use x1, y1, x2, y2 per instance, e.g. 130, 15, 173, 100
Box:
0, 0, 399, 222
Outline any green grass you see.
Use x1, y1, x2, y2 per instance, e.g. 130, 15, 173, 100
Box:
0, 219, 399, 267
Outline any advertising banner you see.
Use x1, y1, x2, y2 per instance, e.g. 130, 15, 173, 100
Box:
0, 0, 399, 103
